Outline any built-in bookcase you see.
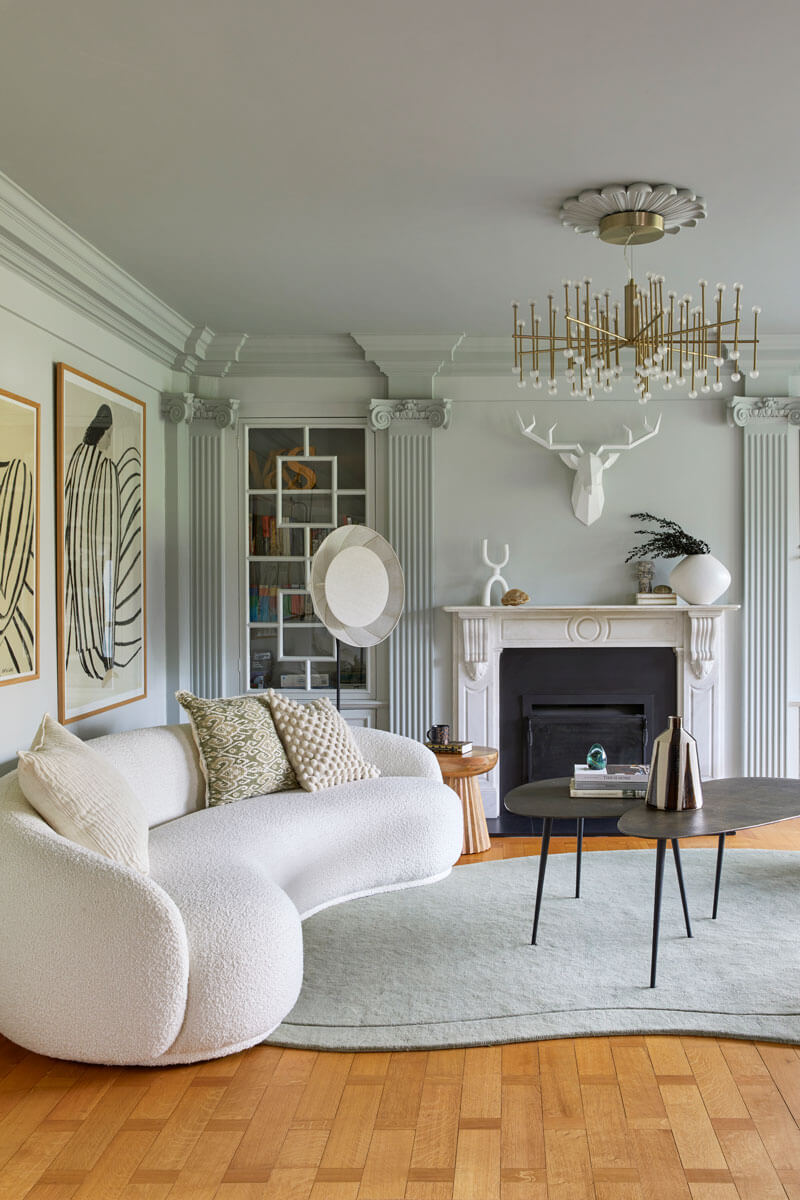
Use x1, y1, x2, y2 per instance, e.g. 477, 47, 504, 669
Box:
243, 422, 372, 699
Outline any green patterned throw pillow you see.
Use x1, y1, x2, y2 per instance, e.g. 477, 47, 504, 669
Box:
176, 691, 297, 806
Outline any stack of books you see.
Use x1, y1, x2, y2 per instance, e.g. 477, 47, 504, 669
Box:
635, 592, 677, 606
570, 763, 649, 798
426, 740, 473, 755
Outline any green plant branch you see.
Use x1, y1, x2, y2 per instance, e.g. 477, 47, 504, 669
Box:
625, 512, 710, 562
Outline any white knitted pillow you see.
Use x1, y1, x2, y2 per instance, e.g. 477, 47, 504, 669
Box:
267, 691, 380, 791
17, 715, 149, 873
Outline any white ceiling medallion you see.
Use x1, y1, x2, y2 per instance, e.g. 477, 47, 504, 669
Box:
512, 181, 760, 401
559, 182, 707, 239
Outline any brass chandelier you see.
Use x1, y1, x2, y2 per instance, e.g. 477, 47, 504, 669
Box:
512, 183, 760, 401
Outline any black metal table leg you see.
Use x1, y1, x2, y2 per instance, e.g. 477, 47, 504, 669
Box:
712, 832, 727, 919
650, 838, 667, 988
531, 817, 552, 945
670, 839, 692, 938
575, 818, 584, 898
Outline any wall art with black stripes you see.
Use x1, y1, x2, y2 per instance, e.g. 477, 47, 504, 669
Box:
0, 387, 39, 688
56, 365, 146, 723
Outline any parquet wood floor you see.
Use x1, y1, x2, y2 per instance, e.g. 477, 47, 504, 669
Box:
3, 823, 800, 1198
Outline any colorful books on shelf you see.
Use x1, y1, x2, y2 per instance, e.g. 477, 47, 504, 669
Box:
635, 592, 677, 605
426, 741, 473, 755
570, 763, 649, 799
249, 513, 292, 557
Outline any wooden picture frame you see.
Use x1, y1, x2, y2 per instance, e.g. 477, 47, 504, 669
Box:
0, 387, 40, 687
56, 365, 146, 723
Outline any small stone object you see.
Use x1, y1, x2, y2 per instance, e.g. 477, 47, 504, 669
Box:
586, 743, 608, 771
635, 560, 654, 594
501, 588, 529, 607
653, 584, 673, 594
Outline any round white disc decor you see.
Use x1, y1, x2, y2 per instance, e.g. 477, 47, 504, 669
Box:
309, 525, 404, 648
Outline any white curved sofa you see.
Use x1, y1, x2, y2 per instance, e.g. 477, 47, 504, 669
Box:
0, 723, 463, 1066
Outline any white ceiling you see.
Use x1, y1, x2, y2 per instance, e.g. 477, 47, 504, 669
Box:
0, 0, 797, 337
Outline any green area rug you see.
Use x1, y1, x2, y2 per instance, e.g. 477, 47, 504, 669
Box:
268, 849, 800, 1050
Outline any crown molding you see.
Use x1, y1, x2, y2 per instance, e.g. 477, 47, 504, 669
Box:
352, 333, 465, 398
192, 333, 382, 378
0, 170, 197, 367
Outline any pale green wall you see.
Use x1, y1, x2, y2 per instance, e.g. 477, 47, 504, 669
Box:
0, 261, 174, 771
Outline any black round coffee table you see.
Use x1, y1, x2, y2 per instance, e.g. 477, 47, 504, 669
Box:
504, 778, 692, 948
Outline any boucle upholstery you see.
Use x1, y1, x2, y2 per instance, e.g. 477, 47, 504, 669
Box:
0, 722, 461, 1066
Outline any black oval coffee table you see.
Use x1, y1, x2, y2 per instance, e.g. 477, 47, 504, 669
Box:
618, 777, 800, 986
504, 778, 692, 949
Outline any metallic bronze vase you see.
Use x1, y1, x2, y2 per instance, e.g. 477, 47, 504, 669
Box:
645, 716, 703, 811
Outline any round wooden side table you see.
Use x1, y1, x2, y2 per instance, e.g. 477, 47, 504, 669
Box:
432, 746, 497, 855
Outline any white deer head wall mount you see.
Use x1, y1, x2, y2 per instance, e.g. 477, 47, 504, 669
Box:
516, 412, 662, 526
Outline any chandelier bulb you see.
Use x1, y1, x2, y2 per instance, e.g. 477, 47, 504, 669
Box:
713, 381, 723, 392
716, 283, 726, 292
668, 290, 677, 299
517, 380, 527, 388
734, 282, 743, 291
575, 354, 584, 365
698, 279, 708, 288
663, 382, 673, 391
752, 306, 762, 315
583, 276, 591, 284
749, 369, 760, 379
731, 372, 742, 382
533, 378, 543, 389
688, 390, 698, 399
701, 384, 711, 393
730, 349, 740, 360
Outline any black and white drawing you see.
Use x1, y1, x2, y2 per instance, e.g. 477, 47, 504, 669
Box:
57, 366, 146, 722
0, 389, 39, 687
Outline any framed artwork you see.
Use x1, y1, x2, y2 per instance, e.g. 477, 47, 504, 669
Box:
0, 388, 39, 687
56, 365, 146, 723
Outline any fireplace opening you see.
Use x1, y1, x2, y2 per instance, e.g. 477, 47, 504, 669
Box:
525, 700, 648, 784
494, 646, 676, 836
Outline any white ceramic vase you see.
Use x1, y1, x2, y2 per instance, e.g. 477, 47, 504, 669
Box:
668, 553, 731, 605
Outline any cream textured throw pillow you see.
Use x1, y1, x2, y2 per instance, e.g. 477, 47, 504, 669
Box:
267, 691, 380, 791
176, 691, 297, 806
17, 715, 149, 873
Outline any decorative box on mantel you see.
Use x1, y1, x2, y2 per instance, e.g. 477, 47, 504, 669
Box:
444, 605, 739, 818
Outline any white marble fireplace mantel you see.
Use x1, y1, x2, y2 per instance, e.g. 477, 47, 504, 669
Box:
445, 604, 739, 818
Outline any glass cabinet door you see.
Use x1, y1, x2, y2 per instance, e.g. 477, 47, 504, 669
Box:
244, 423, 369, 695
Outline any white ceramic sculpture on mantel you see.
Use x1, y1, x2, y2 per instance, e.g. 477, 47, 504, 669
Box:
481, 540, 510, 606
669, 553, 731, 606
